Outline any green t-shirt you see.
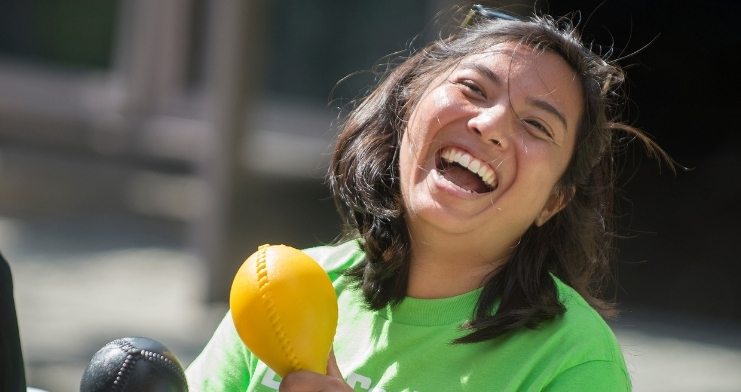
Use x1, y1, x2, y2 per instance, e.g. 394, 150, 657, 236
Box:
186, 240, 630, 391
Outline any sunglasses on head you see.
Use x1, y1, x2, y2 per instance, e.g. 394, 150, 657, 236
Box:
461, 4, 522, 27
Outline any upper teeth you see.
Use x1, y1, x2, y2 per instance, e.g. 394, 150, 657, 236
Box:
440, 147, 497, 187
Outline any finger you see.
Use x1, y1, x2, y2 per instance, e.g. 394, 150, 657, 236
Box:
279, 371, 314, 392
325, 349, 343, 379
279, 370, 350, 392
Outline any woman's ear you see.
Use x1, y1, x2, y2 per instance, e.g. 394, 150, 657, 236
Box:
535, 185, 575, 226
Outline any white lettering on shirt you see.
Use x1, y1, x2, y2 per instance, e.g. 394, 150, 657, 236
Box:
259, 368, 417, 392
347, 372, 394, 392
261, 368, 281, 389
347, 372, 372, 389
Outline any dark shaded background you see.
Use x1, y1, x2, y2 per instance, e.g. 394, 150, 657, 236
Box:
540, 0, 741, 323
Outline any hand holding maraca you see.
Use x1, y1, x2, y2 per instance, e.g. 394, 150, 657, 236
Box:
278, 350, 354, 392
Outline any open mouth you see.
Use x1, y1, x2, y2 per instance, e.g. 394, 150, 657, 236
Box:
436, 146, 498, 194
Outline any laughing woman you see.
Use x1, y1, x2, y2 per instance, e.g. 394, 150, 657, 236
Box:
186, 5, 669, 391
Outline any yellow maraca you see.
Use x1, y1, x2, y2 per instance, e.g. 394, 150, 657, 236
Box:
230, 244, 338, 378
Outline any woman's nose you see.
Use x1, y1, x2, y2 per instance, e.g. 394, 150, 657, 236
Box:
467, 105, 511, 148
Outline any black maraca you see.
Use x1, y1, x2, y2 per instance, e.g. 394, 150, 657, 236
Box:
80, 337, 188, 392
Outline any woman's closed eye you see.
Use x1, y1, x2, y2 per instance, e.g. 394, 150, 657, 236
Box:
457, 80, 486, 98
524, 119, 554, 139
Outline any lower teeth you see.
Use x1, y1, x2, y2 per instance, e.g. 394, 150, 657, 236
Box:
438, 170, 478, 194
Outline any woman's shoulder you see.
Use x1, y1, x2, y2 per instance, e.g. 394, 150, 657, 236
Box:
301, 239, 365, 282
497, 275, 632, 389
551, 275, 614, 329
545, 275, 627, 366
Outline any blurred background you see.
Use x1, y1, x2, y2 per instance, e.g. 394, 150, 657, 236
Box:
0, 0, 738, 390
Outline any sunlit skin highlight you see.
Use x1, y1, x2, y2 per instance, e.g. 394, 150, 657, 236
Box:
398, 43, 584, 299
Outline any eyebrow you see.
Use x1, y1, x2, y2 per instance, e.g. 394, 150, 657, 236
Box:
460, 62, 570, 131
526, 97, 568, 131
460, 62, 502, 86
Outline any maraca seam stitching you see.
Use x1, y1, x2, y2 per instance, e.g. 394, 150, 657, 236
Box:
110, 339, 136, 392
256, 244, 302, 372
109, 339, 188, 391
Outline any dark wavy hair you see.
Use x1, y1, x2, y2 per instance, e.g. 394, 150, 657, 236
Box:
328, 8, 670, 343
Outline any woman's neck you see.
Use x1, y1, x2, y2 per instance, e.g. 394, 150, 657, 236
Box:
405, 228, 513, 299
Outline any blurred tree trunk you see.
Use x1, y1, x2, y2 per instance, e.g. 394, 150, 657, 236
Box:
198, 0, 269, 302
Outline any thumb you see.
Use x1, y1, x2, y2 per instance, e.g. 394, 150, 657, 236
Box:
325, 349, 343, 379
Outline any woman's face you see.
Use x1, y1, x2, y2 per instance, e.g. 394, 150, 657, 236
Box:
399, 42, 583, 254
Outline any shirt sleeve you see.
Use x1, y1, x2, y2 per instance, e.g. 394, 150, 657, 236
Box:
543, 360, 631, 392
186, 311, 253, 392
